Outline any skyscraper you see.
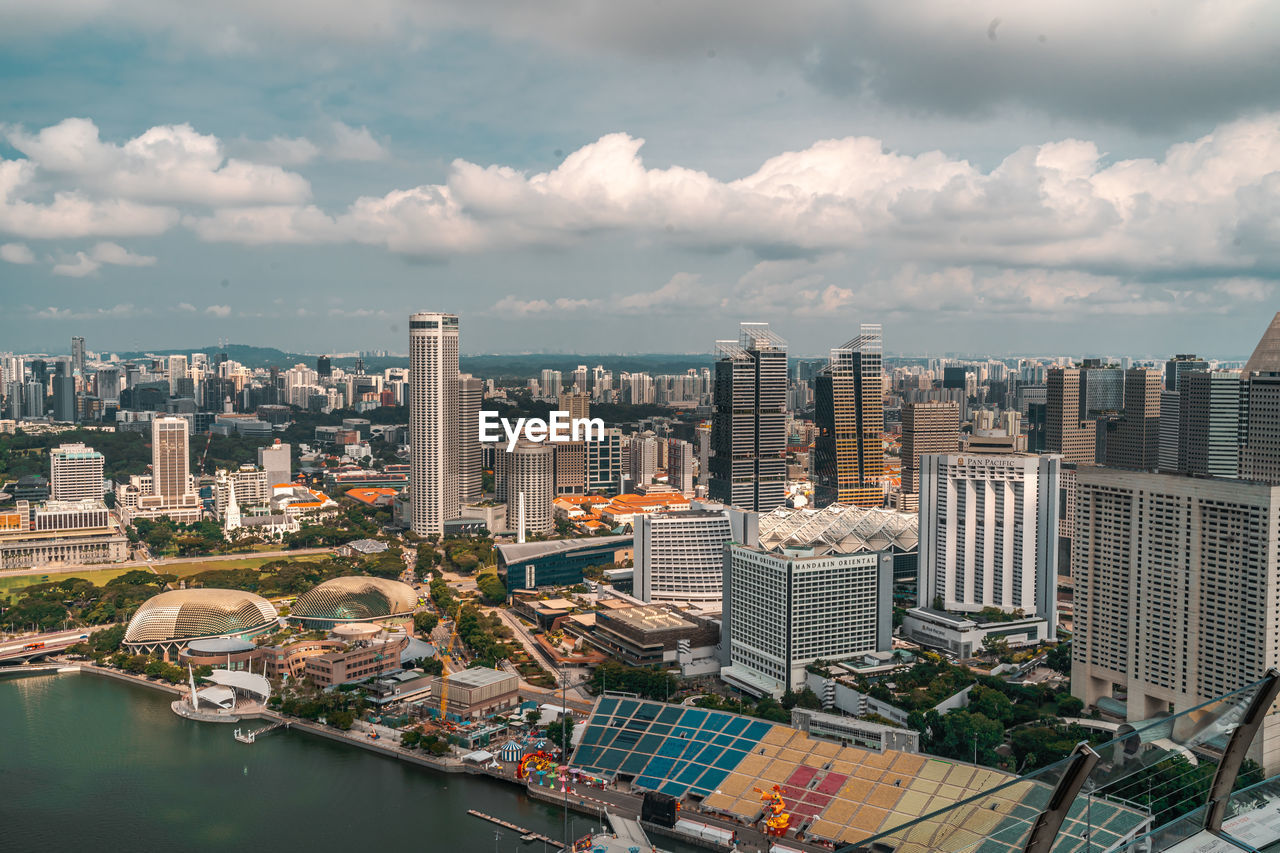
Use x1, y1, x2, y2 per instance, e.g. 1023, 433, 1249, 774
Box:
168, 355, 188, 396
709, 323, 788, 511
316, 355, 331, 378
667, 439, 694, 496
458, 374, 484, 504
71, 336, 85, 376
50, 443, 105, 501
587, 428, 622, 493
814, 324, 883, 508
628, 433, 659, 488
409, 312, 460, 536
1164, 353, 1209, 392
257, 440, 292, 487
1104, 368, 1162, 470
1178, 370, 1242, 478
494, 440, 554, 537
557, 391, 590, 421
1241, 311, 1280, 484
901, 401, 960, 497
51, 375, 75, 422
152, 417, 191, 500
1046, 367, 1096, 465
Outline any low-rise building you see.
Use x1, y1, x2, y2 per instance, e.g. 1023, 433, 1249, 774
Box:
496, 535, 633, 592
900, 607, 1050, 659
0, 498, 129, 569
790, 707, 920, 754
432, 667, 520, 720
587, 604, 719, 670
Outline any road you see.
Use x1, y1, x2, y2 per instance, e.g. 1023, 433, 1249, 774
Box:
0, 547, 336, 579
0, 624, 115, 661
489, 608, 594, 702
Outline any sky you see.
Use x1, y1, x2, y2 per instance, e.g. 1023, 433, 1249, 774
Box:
2, 1, 1280, 358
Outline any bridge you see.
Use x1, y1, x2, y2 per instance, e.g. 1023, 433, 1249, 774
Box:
0, 628, 94, 665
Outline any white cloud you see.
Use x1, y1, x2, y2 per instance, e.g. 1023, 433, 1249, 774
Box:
4, 118, 311, 206
229, 134, 322, 166
176, 302, 196, 312
32, 303, 148, 320
0, 242, 34, 264
49, 241, 157, 277
328, 121, 388, 162
205, 304, 232, 317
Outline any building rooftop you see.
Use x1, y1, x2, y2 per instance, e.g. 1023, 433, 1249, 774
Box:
496, 534, 631, 564
445, 667, 518, 689
758, 503, 918, 554
600, 604, 697, 632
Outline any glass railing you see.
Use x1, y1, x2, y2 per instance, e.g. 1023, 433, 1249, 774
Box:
843, 677, 1271, 853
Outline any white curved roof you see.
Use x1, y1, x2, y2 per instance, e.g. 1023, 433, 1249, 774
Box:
291, 576, 417, 622
124, 588, 278, 644
204, 669, 271, 703
757, 504, 918, 554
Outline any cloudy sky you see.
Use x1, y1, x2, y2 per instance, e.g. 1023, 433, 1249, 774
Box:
2, 1, 1280, 357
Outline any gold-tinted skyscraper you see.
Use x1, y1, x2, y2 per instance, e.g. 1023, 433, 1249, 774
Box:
814, 324, 884, 508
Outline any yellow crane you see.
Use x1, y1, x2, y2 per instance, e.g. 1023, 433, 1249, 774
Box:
437, 623, 459, 722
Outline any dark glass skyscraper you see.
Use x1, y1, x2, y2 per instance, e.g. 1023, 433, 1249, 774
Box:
709, 323, 787, 511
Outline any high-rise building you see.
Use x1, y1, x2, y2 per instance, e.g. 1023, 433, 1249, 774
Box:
152, 417, 191, 500
1046, 367, 1096, 465
51, 375, 75, 422
918, 451, 1059, 626
667, 439, 694, 496
587, 428, 622, 493
168, 355, 188, 396
71, 336, 85, 376
1078, 361, 1124, 418
557, 391, 589, 421
709, 323, 787, 512
1178, 370, 1242, 478
900, 401, 960, 497
495, 440, 554, 536
95, 367, 122, 404
1104, 368, 1162, 471
5, 380, 23, 420
629, 433, 659, 488
256, 441, 292, 487
1241, 311, 1280, 484
694, 423, 711, 486
409, 312, 460, 536
814, 324, 884, 508
634, 506, 745, 607
1071, 466, 1280, 772
1157, 391, 1180, 472
50, 443, 105, 502
540, 369, 563, 400
1164, 353, 1209, 392
553, 441, 586, 495
721, 544, 893, 696
942, 366, 968, 391
23, 380, 43, 420
458, 374, 484, 503
316, 355, 331, 378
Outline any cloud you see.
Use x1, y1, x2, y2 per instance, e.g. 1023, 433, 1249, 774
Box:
229, 134, 322, 166
189, 115, 1280, 287
32, 303, 148, 320
491, 295, 600, 315
176, 302, 196, 312
205, 304, 232, 317
5, 2, 1280, 127
49, 241, 158, 277
328, 121, 388, 161
5, 118, 311, 205
0, 242, 34, 264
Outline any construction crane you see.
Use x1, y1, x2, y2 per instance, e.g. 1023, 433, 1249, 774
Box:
437, 623, 459, 723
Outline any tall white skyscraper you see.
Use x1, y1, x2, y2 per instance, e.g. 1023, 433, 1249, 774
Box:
151, 417, 191, 500
50, 443, 105, 502
168, 355, 188, 396
494, 440, 554, 537
409, 312, 460, 536
918, 450, 1060, 626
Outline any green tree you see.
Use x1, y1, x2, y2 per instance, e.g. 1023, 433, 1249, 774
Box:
1055, 694, 1084, 717
967, 685, 1014, 726
1045, 642, 1072, 675
546, 714, 576, 756
413, 611, 439, 635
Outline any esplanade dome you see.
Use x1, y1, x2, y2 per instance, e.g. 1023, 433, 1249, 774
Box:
124, 588, 278, 651
289, 576, 417, 627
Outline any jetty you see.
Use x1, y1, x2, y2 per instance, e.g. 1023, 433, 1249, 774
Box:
234, 720, 288, 744
466, 809, 563, 847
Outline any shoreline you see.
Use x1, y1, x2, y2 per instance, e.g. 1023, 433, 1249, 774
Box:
11, 661, 828, 853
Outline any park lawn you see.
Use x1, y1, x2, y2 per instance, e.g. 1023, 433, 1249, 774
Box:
0, 567, 134, 600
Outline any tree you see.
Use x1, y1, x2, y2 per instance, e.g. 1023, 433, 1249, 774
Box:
413, 611, 439, 635
546, 714, 576, 756
1056, 694, 1084, 718
1045, 642, 1072, 675
794, 687, 823, 710
982, 634, 1011, 658
967, 685, 1014, 726
401, 729, 422, 749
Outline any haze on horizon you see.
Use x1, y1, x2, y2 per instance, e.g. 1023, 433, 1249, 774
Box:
3, 2, 1280, 359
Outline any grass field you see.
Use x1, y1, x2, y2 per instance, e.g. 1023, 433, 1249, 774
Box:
0, 554, 329, 600
0, 567, 134, 600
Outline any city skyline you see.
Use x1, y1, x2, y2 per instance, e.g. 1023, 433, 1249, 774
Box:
5, 6, 1280, 355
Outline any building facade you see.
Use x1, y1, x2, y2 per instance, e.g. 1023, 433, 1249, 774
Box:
1071, 467, 1280, 772
458, 373, 484, 504
409, 311, 460, 536
49, 442, 104, 502
1046, 367, 1096, 465
901, 401, 960, 499
1178, 370, 1242, 478
721, 545, 892, 697
918, 451, 1059, 625
814, 325, 884, 508
1105, 368, 1162, 471
710, 323, 788, 512
494, 439, 555, 537
634, 506, 743, 607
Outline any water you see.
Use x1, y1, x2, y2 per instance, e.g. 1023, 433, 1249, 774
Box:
0, 673, 627, 853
